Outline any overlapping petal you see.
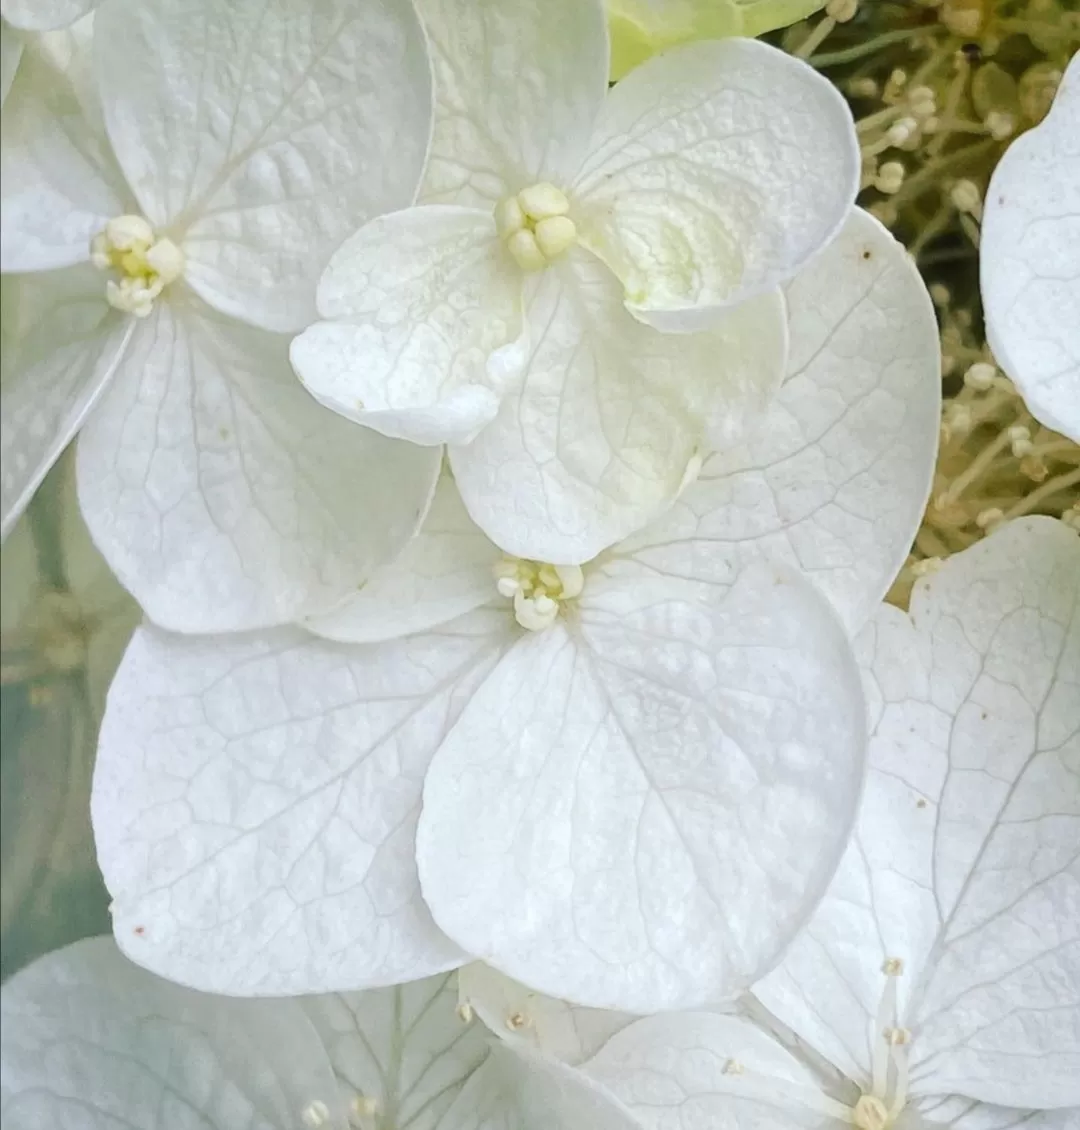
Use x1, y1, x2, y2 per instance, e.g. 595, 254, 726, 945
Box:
450, 250, 786, 563
417, 561, 865, 1011
1, 267, 133, 538
614, 208, 940, 634
92, 612, 513, 995
981, 54, 1079, 442
76, 296, 440, 633
417, 0, 610, 208
0, 937, 345, 1128
1, 0, 100, 33
94, 0, 434, 332
0, 39, 128, 272
755, 517, 1080, 1110
574, 37, 859, 330
291, 206, 521, 446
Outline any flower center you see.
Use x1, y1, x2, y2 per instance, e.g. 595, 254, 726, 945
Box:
493, 555, 584, 631
494, 182, 578, 271
90, 214, 185, 317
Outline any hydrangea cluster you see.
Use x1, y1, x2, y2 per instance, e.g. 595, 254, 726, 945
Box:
0, 0, 1076, 1127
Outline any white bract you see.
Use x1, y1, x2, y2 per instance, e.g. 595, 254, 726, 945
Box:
90, 208, 940, 1011
981, 53, 1080, 443
0, 0, 441, 631
582, 517, 1080, 1129
292, 0, 860, 561
0, 937, 643, 1130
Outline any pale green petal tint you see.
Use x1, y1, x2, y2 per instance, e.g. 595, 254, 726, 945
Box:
607, 0, 826, 80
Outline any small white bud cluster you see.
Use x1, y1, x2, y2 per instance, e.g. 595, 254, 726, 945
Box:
495, 182, 577, 271
493, 556, 585, 631
91, 214, 184, 317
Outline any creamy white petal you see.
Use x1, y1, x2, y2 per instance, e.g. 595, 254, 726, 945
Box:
585, 1012, 834, 1129
1, 267, 133, 539
418, 562, 866, 1011
307, 472, 498, 645
457, 963, 635, 1066
755, 517, 1080, 1110
614, 208, 940, 635
440, 1046, 641, 1130
574, 38, 858, 329
291, 207, 521, 446
417, 0, 609, 208
1, 0, 100, 32
94, 0, 433, 332
450, 251, 785, 564
92, 613, 513, 995
76, 296, 440, 633
919, 1095, 1078, 1130
0, 937, 345, 1129
301, 973, 490, 1129
0, 40, 128, 272
980, 55, 1080, 442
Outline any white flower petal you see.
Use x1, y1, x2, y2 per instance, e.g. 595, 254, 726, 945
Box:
0, 40, 128, 272
441, 1046, 641, 1130
614, 208, 940, 634
92, 613, 513, 995
585, 1012, 829, 1129
980, 55, 1080, 442
0, 21, 23, 106
94, 0, 433, 332
450, 250, 785, 563
1, 268, 133, 539
76, 297, 440, 633
1, 0, 99, 32
574, 38, 859, 329
307, 472, 498, 645
919, 1096, 1077, 1130
0, 937, 345, 1129
291, 207, 520, 446
417, 0, 610, 208
755, 517, 1080, 1110
418, 562, 866, 1011
301, 973, 490, 1129
457, 963, 635, 1066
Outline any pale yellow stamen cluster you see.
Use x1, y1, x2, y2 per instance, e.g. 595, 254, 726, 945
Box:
90, 214, 184, 317
495, 182, 578, 271
493, 555, 585, 631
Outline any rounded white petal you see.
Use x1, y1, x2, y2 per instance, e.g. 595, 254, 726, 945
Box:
918, 1095, 1078, 1130
418, 562, 866, 1011
440, 1045, 641, 1130
0, 937, 345, 1129
307, 472, 498, 645
291, 207, 521, 446
981, 55, 1080, 442
94, 0, 434, 332
1, 0, 100, 32
585, 1012, 829, 1129
417, 0, 610, 208
1, 268, 133, 539
457, 963, 635, 1066
574, 37, 859, 328
615, 208, 941, 634
755, 517, 1080, 1110
301, 973, 490, 1130
1, 41, 128, 272
92, 613, 513, 995
450, 250, 786, 563
76, 297, 440, 633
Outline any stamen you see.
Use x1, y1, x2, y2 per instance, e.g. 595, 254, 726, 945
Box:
493, 555, 585, 631
90, 213, 184, 317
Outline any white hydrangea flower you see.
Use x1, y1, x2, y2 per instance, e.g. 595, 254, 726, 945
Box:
0, 937, 642, 1130
0, 0, 441, 631
89, 209, 939, 1011
580, 516, 1080, 1128
291, 0, 860, 562
981, 53, 1079, 444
